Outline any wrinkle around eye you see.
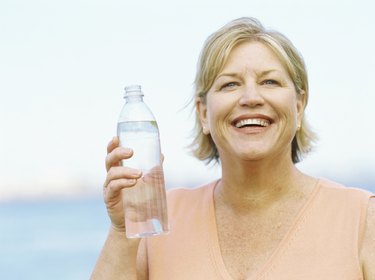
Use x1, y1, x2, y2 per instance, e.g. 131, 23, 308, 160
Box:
220, 81, 239, 91
260, 79, 282, 87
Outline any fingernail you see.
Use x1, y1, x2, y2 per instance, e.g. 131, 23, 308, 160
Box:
120, 147, 130, 154
132, 169, 142, 176
129, 178, 137, 184
124, 148, 133, 156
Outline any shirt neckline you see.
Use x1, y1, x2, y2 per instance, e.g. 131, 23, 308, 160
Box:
205, 178, 322, 280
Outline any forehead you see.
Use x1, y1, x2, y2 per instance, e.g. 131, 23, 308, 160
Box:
221, 41, 287, 74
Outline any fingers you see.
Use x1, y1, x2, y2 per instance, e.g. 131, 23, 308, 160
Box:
104, 178, 136, 202
106, 136, 121, 171
105, 146, 133, 172
104, 166, 142, 188
107, 136, 119, 154
104, 166, 142, 202
143, 166, 164, 185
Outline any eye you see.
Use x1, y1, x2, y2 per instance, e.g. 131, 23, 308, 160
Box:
220, 82, 239, 90
261, 79, 279, 86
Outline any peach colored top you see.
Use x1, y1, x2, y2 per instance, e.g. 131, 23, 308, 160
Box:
144, 179, 374, 280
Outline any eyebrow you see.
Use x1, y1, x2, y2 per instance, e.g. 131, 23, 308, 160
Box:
257, 69, 280, 76
215, 72, 241, 79
216, 69, 281, 80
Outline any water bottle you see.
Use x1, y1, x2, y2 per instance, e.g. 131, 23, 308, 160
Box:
117, 84, 169, 238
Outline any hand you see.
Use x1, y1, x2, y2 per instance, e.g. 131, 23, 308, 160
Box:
103, 136, 142, 233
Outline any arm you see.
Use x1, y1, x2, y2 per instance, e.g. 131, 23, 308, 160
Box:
91, 228, 140, 280
361, 197, 375, 280
90, 137, 146, 279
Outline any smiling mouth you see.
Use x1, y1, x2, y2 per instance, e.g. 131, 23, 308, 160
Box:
234, 118, 271, 128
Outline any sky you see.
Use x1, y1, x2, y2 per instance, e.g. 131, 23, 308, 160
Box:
1, 0, 374, 200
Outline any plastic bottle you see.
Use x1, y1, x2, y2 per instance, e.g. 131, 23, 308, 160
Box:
117, 84, 169, 238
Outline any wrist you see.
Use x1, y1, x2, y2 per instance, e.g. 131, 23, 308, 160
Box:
108, 226, 141, 250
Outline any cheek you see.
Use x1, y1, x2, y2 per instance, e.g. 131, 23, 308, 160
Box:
205, 100, 232, 138
271, 97, 300, 131
284, 106, 300, 133
278, 94, 299, 118
205, 96, 227, 123
281, 105, 298, 125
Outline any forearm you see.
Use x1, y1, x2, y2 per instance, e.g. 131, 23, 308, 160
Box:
91, 227, 141, 280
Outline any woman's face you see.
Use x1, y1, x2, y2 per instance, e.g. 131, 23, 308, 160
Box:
197, 41, 305, 163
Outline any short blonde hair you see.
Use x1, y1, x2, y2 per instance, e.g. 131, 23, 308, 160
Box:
189, 17, 317, 164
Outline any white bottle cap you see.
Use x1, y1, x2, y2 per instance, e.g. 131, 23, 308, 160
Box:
124, 84, 144, 97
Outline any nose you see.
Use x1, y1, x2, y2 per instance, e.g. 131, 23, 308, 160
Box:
238, 84, 264, 107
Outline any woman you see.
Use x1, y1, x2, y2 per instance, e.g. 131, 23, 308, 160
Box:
91, 17, 375, 280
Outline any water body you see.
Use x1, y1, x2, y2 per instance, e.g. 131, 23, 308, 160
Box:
0, 198, 109, 280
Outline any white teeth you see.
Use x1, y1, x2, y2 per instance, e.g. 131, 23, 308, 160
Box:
235, 119, 270, 128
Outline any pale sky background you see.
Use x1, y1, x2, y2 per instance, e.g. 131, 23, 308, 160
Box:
1, 0, 374, 200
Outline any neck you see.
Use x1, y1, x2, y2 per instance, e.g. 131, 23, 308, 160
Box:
216, 155, 306, 211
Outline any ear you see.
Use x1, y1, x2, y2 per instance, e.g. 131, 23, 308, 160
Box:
196, 96, 210, 135
296, 90, 306, 126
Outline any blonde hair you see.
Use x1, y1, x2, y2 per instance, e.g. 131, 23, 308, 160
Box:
189, 17, 317, 164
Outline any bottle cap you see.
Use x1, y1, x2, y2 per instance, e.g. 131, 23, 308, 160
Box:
124, 84, 144, 97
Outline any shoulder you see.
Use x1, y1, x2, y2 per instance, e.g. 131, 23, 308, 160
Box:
361, 196, 375, 279
315, 179, 374, 234
318, 178, 373, 201
167, 181, 212, 199
166, 180, 217, 209
318, 179, 375, 278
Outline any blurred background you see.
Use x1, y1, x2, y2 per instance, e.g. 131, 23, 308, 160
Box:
1, 0, 374, 279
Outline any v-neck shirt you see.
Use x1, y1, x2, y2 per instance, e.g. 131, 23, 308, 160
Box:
144, 178, 373, 280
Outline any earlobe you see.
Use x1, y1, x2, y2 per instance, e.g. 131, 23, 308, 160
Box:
297, 90, 306, 115
196, 97, 209, 135
295, 90, 306, 129
202, 126, 210, 135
